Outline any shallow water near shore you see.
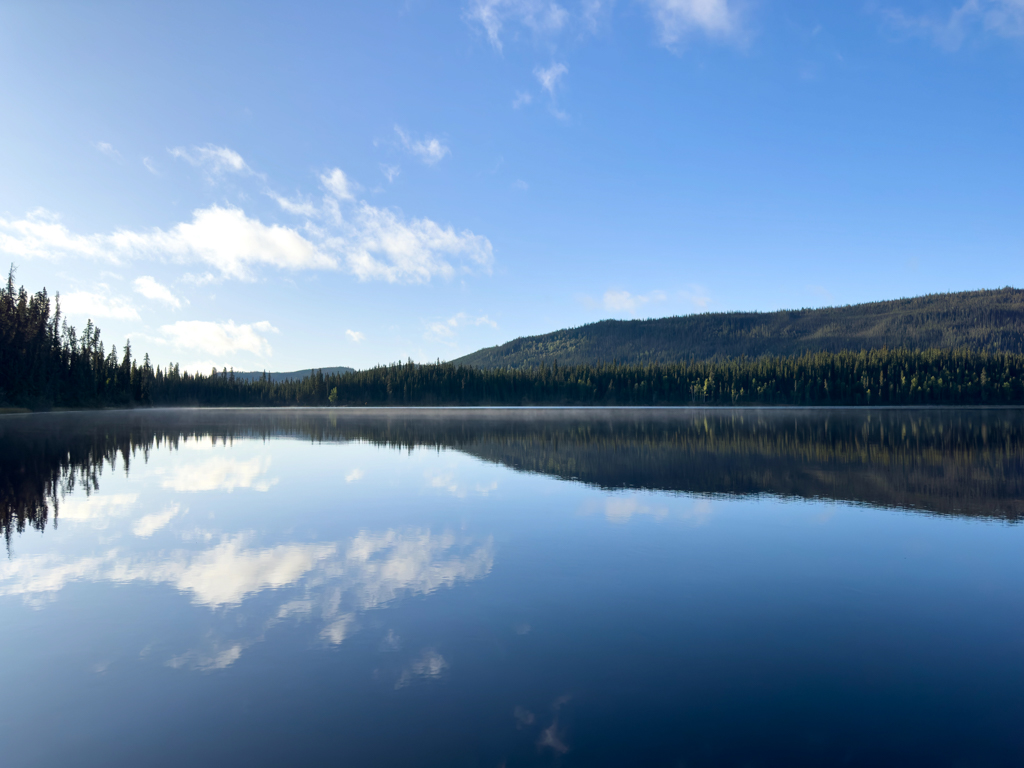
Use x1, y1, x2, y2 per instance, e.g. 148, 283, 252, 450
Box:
1, 408, 1023, 767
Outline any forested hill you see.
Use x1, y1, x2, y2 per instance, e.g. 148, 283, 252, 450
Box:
452, 288, 1024, 369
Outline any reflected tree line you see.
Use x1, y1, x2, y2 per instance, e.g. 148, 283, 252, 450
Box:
4, 408, 1024, 545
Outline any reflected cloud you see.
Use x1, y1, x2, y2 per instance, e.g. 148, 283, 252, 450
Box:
428, 473, 467, 498
0, 527, 493, 670
586, 496, 668, 524
396, 649, 448, 689
115, 535, 339, 606
59, 494, 138, 527
133, 503, 183, 537
345, 469, 365, 483
0, 552, 114, 606
159, 455, 276, 492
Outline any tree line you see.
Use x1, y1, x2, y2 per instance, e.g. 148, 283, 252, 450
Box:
4, 271, 1024, 409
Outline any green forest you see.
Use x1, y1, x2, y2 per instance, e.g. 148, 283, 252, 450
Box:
453, 287, 1024, 368
4, 272, 1024, 409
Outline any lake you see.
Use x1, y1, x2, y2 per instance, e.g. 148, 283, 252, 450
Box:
1, 408, 1023, 767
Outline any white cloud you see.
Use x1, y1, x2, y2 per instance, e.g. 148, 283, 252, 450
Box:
0, 208, 119, 262
380, 164, 401, 183
321, 168, 356, 200
0, 205, 337, 281
124, 205, 337, 281
329, 202, 493, 283
61, 291, 141, 321
169, 144, 254, 177
133, 276, 182, 308
143, 157, 159, 175
0, 174, 492, 285
645, 0, 738, 45
345, 329, 365, 343
512, 91, 533, 108
133, 503, 182, 537
881, 0, 1024, 50
534, 62, 568, 95
345, 469, 365, 483
466, 0, 570, 51
602, 289, 667, 313
512, 179, 529, 191
95, 142, 122, 161
160, 320, 279, 358
395, 126, 451, 165
268, 192, 318, 217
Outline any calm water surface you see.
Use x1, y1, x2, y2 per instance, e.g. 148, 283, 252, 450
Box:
1, 408, 1023, 767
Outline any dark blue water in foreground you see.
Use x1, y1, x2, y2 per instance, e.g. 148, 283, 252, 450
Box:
1, 408, 1023, 767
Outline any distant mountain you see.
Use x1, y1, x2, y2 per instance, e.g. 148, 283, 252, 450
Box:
452, 288, 1024, 369
231, 366, 355, 383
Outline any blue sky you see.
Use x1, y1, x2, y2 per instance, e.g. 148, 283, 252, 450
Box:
0, 1, 1021, 372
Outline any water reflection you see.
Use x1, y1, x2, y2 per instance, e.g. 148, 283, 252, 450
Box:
3, 408, 1023, 545
3, 409, 1024, 766
1, 525, 492, 670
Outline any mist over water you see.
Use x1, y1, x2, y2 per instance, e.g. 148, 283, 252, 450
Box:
1, 408, 1023, 766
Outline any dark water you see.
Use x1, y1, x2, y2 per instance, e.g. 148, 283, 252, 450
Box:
2, 408, 1024, 767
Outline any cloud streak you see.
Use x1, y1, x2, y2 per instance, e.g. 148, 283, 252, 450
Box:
395, 127, 451, 165
169, 144, 255, 177
134, 276, 182, 308
645, 0, 739, 46
466, 0, 569, 51
881, 0, 1024, 50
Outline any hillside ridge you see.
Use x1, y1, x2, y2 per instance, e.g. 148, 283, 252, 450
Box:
452, 287, 1024, 368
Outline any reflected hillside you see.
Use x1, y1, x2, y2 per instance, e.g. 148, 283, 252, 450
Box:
3, 408, 1024, 543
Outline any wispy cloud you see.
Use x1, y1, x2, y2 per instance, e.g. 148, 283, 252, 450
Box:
61, 290, 140, 321
320, 168, 356, 200
380, 164, 401, 183
880, 0, 1024, 50
169, 144, 255, 177
534, 62, 568, 95
142, 157, 159, 175
268, 192, 318, 217
512, 90, 533, 108
133, 276, 182, 309
465, 0, 569, 51
95, 142, 122, 162
345, 329, 365, 343
603, 289, 667, 314
160, 320, 279, 357
395, 126, 451, 165
645, 0, 740, 46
